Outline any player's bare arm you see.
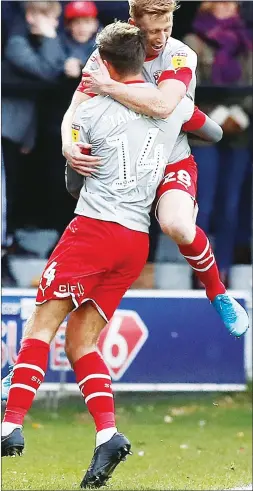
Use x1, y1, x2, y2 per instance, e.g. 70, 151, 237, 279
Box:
61, 90, 101, 174
82, 61, 221, 144
81, 48, 194, 119
81, 5, 193, 119
81, 55, 178, 118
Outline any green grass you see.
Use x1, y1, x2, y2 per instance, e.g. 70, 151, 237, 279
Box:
2, 392, 252, 490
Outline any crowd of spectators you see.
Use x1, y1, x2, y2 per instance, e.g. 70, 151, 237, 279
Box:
1, 1, 252, 289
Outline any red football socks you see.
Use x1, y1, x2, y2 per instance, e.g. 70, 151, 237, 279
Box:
3, 338, 49, 425
179, 226, 226, 301
73, 351, 116, 432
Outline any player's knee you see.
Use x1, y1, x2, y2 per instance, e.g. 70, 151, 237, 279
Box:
160, 217, 195, 245
65, 303, 106, 365
65, 336, 97, 366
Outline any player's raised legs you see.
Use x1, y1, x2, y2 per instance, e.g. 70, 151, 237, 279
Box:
158, 190, 249, 337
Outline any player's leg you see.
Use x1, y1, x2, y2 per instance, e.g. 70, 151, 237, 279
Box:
66, 301, 117, 446
1, 298, 73, 457
1, 216, 121, 406
156, 159, 226, 300
66, 301, 131, 489
1, 215, 106, 454
156, 158, 249, 337
157, 188, 226, 298
66, 225, 148, 488
1, 217, 78, 403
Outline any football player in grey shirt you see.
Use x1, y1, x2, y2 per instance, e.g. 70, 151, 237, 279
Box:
61, 0, 248, 338
1, 22, 198, 488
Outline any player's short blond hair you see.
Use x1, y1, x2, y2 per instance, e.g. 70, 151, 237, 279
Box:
24, 1, 61, 16
129, 0, 179, 20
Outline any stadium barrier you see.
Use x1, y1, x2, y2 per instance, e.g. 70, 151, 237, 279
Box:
1, 288, 252, 393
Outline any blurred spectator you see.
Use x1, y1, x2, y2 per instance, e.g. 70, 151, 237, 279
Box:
184, 1, 252, 287
185, 1, 252, 86
61, 1, 99, 80
32, 3, 100, 244
1, 1, 65, 255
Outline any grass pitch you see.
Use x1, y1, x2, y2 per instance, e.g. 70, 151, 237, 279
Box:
2, 391, 252, 490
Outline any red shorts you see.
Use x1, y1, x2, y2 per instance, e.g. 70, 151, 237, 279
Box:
36, 216, 149, 321
156, 155, 198, 203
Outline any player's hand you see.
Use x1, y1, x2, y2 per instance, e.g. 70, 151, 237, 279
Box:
81, 55, 112, 95
63, 142, 101, 177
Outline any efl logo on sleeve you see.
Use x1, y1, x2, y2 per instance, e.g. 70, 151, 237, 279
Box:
172, 55, 187, 69
72, 124, 80, 142
98, 310, 149, 381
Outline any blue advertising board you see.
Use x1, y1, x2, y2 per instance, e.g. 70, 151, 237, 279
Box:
1, 288, 247, 391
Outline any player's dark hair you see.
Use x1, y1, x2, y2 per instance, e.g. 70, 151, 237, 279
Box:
96, 21, 147, 76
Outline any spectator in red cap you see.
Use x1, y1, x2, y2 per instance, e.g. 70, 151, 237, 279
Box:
61, 1, 99, 79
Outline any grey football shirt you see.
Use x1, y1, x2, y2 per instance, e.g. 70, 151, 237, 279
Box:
67, 83, 193, 233
80, 38, 197, 165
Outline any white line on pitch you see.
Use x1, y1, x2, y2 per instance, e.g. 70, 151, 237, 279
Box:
227, 485, 252, 491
